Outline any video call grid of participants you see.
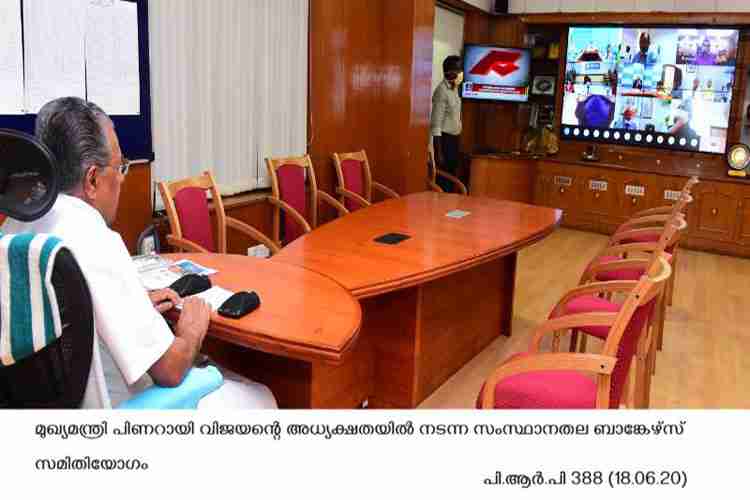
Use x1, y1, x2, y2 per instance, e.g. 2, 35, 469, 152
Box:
561, 27, 739, 154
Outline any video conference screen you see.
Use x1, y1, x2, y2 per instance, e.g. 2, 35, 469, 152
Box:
462, 45, 530, 102
561, 26, 739, 154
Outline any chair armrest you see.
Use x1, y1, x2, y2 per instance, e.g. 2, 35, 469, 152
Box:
436, 169, 468, 195
336, 187, 371, 210
427, 180, 445, 193
372, 182, 399, 199
267, 197, 312, 234
631, 205, 673, 218
529, 311, 620, 353
117, 366, 223, 409
318, 191, 349, 217
547, 280, 638, 320
580, 258, 651, 284
479, 352, 616, 409
617, 214, 677, 233
167, 235, 210, 254
225, 216, 281, 255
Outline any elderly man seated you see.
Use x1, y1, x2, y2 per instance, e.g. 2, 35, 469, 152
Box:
1, 97, 276, 409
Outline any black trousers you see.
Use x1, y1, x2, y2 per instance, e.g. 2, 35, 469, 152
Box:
437, 133, 460, 193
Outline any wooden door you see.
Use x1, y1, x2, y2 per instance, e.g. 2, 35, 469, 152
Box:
734, 184, 750, 246
579, 167, 619, 230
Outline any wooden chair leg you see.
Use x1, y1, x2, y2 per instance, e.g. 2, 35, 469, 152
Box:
579, 332, 589, 353
632, 324, 651, 409
568, 328, 579, 352
656, 290, 666, 353
667, 254, 677, 307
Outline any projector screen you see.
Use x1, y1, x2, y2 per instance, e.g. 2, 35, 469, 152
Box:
561, 26, 740, 155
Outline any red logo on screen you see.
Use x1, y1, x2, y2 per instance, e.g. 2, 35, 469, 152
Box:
469, 50, 522, 77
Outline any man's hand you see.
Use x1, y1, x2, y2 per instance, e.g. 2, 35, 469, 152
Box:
148, 297, 211, 388
174, 296, 211, 349
148, 288, 181, 313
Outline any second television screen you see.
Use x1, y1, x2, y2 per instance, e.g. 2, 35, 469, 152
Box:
561, 26, 739, 154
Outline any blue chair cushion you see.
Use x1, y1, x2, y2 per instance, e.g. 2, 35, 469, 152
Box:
117, 366, 223, 410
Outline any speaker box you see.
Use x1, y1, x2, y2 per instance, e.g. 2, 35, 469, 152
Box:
494, 0, 509, 14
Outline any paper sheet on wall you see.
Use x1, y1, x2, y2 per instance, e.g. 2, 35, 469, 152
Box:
85, 0, 140, 115
23, 0, 87, 114
0, 0, 24, 114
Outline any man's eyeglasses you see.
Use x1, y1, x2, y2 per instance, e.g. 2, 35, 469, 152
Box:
118, 157, 131, 176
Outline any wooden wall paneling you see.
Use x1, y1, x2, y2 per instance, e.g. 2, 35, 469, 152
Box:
222, 198, 274, 254
459, 8, 491, 160
728, 30, 750, 146
477, 16, 528, 152
380, 0, 435, 195
112, 161, 152, 254
308, 0, 385, 196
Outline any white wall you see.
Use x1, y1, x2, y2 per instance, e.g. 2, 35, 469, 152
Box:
509, 0, 750, 12
432, 6, 465, 94
462, 0, 493, 12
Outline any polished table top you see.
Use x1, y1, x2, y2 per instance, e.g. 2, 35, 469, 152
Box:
274, 192, 562, 297
163, 253, 361, 364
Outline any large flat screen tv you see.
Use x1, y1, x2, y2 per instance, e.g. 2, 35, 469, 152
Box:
461, 44, 531, 102
561, 26, 740, 154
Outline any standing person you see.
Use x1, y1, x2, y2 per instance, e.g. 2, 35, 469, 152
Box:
431, 55, 463, 193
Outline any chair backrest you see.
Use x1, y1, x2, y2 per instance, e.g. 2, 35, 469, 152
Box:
158, 171, 225, 253
0, 247, 94, 408
332, 150, 373, 211
266, 155, 319, 244
598, 255, 670, 408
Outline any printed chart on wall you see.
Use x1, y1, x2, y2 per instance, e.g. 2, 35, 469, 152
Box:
4, 0, 140, 116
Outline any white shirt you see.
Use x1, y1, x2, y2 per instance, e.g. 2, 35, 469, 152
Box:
1, 194, 173, 408
430, 80, 462, 137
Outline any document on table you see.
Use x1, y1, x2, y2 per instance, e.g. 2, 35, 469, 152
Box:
132, 254, 183, 291
0, 0, 24, 114
175, 286, 234, 311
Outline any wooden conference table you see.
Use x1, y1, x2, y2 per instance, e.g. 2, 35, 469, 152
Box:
274, 192, 561, 408
162, 254, 363, 407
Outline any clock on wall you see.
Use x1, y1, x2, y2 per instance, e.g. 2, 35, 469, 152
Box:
727, 143, 750, 178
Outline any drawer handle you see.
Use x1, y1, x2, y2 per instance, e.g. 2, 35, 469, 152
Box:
559, 187, 565, 194
594, 192, 600, 199
711, 208, 718, 216
632, 197, 637, 205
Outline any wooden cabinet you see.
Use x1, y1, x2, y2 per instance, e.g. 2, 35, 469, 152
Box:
735, 190, 750, 247
537, 162, 583, 226
477, 154, 750, 258
617, 172, 659, 223
469, 157, 534, 203
579, 167, 619, 230
690, 183, 738, 243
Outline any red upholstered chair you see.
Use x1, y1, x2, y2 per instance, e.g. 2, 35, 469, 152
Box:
265, 155, 348, 247
478, 255, 671, 410
563, 219, 683, 407
158, 170, 280, 255
608, 189, 694, 308
427, 149, 467, 195
332, 150, 399, 211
